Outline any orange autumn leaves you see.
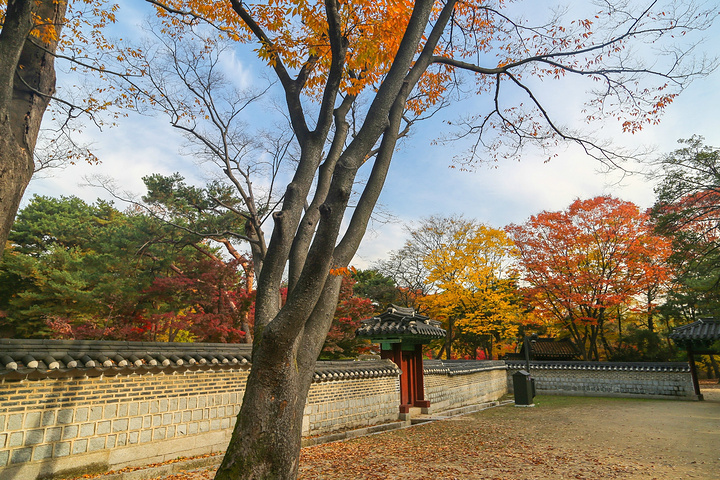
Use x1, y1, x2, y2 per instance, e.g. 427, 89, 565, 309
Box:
151, 0, 481, 114
507, 196, 672, 360
410, 196, 672, 360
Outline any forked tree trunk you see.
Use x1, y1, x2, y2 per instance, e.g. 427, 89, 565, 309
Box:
212, 1, 442, 477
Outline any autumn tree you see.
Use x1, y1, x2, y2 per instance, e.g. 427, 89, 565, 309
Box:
420, 221, 522, 360
376, 216, 475, 310
0, 195, 254, 341
138, 254, 253, 343
508, 196, 672, 361
135, 2, 718, 477
90, 172, 260, 340
112, 27, 296, 276
0, 0, 135, 253
0, 195, 161, 337
140, 173, 257, 339
379, 216, 521, 359
319, 275, 376, 359
1, 0, 66, 252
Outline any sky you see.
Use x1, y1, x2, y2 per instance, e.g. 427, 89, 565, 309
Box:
23, 0, 720, 270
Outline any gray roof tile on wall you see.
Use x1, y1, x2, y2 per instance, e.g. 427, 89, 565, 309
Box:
504, 360, 690, 372
0, 338, 253, 374
0, 339, 401, 382
423, 359, 507, 376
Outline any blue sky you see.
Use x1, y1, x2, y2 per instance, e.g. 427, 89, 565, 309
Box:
24, 0, 720, 269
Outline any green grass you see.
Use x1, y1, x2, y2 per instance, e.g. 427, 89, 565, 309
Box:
479, 394, 653, 419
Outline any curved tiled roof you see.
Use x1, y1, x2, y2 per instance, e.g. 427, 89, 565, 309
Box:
312, 359, 401, 382
529, 339, 579, 359
0, 339, 401, 382
424, 359, 507, 376
356, 305, 446, 340
669, 318, 720, 343
505, 360, 690, 372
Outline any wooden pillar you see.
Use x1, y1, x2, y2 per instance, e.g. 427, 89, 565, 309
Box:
381, 341, 433, 412
687, 345, 704, 400
383, 344, 413, 412
413, 344, 430, 408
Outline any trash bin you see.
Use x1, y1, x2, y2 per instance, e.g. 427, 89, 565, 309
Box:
513, 370, 535, 406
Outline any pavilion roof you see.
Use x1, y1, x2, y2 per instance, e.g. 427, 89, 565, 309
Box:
356, 305, 446, 341
527, 338, 579, 360
669, 318, 720, 353
504, 338, 580, 361
669, 318, 720, 342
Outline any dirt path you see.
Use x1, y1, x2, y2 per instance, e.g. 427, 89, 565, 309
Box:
145, 388, 720, 480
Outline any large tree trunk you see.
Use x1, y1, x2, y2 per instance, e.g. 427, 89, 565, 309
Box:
0, 0, 66, 253
216, 340, 313, 478
216, 277, 342, 479
0, 122, 33, 250
213, 1, 444, 478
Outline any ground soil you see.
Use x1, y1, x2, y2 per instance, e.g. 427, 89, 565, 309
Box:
136, 386, 720, 480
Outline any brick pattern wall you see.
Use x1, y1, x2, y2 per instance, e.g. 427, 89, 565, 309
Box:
303, 376, 400, 436
506, 363, 695, 398
424, 367, 508, 414
0, 365, 407, 479
0, 368, 249, 478
0, 359, 514, 479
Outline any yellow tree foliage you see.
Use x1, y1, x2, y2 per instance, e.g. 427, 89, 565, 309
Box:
419, 222, 522, 357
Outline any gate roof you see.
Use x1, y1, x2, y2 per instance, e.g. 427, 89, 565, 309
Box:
356, 305, 446, 342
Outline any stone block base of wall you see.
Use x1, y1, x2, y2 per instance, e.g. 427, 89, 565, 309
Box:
0, 369, 246, 480
506, 361, 696, 399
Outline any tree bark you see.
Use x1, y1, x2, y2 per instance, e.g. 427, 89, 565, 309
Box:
216, 276, 342, 479
709, 354, 720, 380
0, 0, 67, 253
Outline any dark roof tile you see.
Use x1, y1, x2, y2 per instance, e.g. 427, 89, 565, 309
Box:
356, 305, 446, 340
0, 339, 401, 382
423, 359, 506, 376
669, 318, 720, 342
505, 360, 690, 372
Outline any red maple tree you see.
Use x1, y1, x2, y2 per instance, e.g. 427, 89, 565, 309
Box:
507, 196, 672, 360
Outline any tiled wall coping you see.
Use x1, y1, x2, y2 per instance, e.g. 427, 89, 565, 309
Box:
505, 360, 690, 372
0, 339, 400, 382
424, 359, 507, 376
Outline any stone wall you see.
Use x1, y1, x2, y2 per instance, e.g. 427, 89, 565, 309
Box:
11, 339, 699, 479
304, 363, 400, 436
0, 368, 248, 480
506, 361, 695, 399
0, 339, 513, 480
424, 360, 508, 413
0, 341, 406, 480
0, 363, 411, 479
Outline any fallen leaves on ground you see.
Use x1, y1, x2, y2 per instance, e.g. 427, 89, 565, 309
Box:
145, 392, 720, 480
